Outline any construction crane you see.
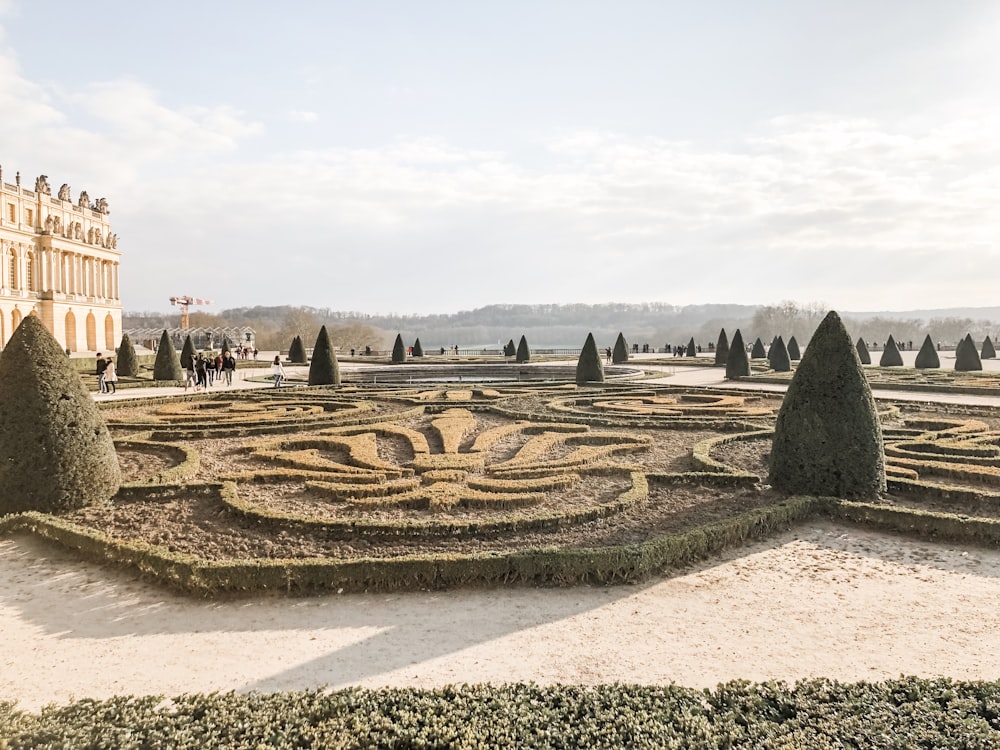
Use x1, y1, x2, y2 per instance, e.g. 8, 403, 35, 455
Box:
169, 295, 212, 329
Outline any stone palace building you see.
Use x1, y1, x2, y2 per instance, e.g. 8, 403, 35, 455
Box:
0, 166, 121, 352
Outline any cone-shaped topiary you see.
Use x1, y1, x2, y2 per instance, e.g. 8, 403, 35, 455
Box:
914, 335, 940, 369
412, 338, 423, 358
612, 332, 629, 364
768, 335, 791, 372
684, 337, 696, 357
787, 336, 801, 361
308, 325, 341, 386
576, 333, 605, 385
856, 338, 871, 365
153, 330, 183, 381
982, 336, 996, 360
955, 333, 983, 372
288, 336, 307, 364
879, 335, 903, 367
516, 335, 530, 363
725, 329, 750, 380
714, 329, 729, 366
179, 335, 196, 370
391, 334, 406, 364
0, 316, 121, 514
769, 310, 885, 500
116, 333, 139, 378
222, 337, 232, 355
750, 337, 766, 359
503, 339, 515, 357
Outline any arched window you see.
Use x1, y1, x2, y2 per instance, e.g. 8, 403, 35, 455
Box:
85, 311, 97, 351
12, 308, 22, 331
104, 313, 115, 350
64, 311, 76, 352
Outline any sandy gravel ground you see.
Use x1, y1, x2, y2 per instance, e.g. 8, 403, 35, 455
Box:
3, 520, 1000, 710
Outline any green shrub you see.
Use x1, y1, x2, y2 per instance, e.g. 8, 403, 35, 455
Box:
288, 336, 307, 364
914, 334, 940, 369
503, 339, 516, 357
714, 328, 729, 366
955, 333, 983, 372
768, 335, 791, 372
575, 332, 604, 385
769, 310, 885, 499
879, 335, 903, 367
179, 334, 196, 370
222, 337, 232, 355
982, 335, 996, 359
412, 338, 424, 357
612, 332, 628, 364
787, 336, 801, 360
391, 334, 406, 364
856, 337, 871, 365
308, 326, 341, 386
725, 329, 750, 379
750, 337, 766, 358
685, 337, 696, 357
516, 335, 530, 363
116, 333, 139, 378
153, 330, 183, 381
0, 316, 121, 514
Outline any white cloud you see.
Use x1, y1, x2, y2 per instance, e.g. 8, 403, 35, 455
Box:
289, 110, 319, 123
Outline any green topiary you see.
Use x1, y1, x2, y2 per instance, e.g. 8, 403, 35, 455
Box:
153, 330, 183, 381
768, 335, 791, 372
116, 333, 139, 378
982, 336, 996, 360
769, 310, 885, 500
0, 316, 121, 514
391, 334, 406, 364
714, 329, 729, 366
516, 335, 530, 363
913, 335, 940, 369
955, 333, 983, 372
575, 332, 605, 385
179, 334, 196, 370
612, 332, 629, 364
856, 337, 871, 365
412, 338, 424, 358
288, 336, 307, 364
725, 329, 750, 380
750, 337, 766, 359
878, 335, 903, 367
222, 337, 232, 355
308, 325, 341, 386
504, 339, 516, 357
787, 336, 801, 361
683, 337, 696, 357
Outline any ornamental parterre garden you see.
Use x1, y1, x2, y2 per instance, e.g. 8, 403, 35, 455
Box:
7, 313, 1000, 746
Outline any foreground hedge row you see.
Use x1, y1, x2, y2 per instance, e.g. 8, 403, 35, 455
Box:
4, 678, 1000, 748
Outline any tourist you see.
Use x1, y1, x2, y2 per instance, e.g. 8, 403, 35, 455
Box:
221, 351, 236, 385
103, 357, 117, 394
195, 354, 208, 389
606, 347, 612, 363
271, 355, 285, 387
96, 353, 108, 393
184, 358, 196, 391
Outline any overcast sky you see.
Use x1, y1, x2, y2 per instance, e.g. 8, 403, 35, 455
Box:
1, 1, 998, 315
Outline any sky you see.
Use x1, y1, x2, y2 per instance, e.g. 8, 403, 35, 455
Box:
1, 1, 998, 315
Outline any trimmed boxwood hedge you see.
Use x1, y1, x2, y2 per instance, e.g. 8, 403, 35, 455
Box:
152, 330, 183, 381
116, 333, 139, 378
955, 333, 983, 372
516, 335, 530, 363
855, 337, 871, 365
725, 329, 750, 380
391, 334, 406, 364
750, 337, 766, 359
787, 335, 801, 361
879, 334, 903, 367
714, 328, 729, 366
576, 332, 604, 385
914, 334, 940, 369
612, 332, 629, 364
767, 335, 791, 372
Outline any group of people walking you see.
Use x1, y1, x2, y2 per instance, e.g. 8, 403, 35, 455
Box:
95, 353, 117, 394
185, 351, 238, 391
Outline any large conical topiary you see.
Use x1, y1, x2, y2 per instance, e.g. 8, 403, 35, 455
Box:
769, 310, 885, 499
714, 329, 729, 366
768, 335, 791, 372
955, 334, 983, 372
179, 334, 196, 370
576, 333, 604, 385
391, 334, 406, 364
879, 335, 903, 367
116, 333, 138, 378
412, 338, 424, 358
856, 338, 871, 365
153, 330, 183, 381
612, 332, 629, 364
308, 325, 341, 386
288, 336, 307, 364
750, 337, 766, 359
516, 335, 530, 363
787, 336, 801, 361
0, 316, 121, 514
914, 335, 940, 369
685, 337, 696, 357
982, 336, 996, 360
503, 339, 516, 357
725, 329, 750, 380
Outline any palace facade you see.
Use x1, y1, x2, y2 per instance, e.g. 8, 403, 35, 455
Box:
0, 167, 121, 352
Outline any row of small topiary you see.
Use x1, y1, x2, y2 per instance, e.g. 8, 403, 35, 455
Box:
857, 333, 990, 371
